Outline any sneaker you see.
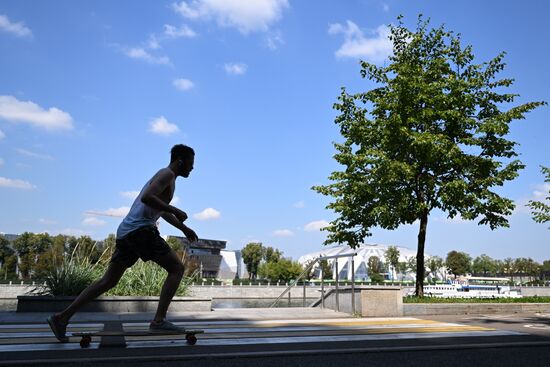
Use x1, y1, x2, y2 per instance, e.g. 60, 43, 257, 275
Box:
149, 319, 186, 333
47, 315, 68, 342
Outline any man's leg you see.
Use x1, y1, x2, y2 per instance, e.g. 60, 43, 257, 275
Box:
49, 261, 128, 338
151, 249, 185, 323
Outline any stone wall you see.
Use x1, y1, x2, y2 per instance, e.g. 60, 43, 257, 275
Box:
0, 284, 36, 298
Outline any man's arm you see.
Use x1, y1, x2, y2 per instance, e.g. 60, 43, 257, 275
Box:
141, 169, 187, 222
161, 212, 198, 242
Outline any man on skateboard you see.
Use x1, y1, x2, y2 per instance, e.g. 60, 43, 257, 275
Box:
47, 144, 199, 342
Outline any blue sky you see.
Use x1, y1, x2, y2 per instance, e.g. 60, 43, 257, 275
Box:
0, 1, 548, 262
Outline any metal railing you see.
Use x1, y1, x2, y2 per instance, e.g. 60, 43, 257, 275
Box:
269, 252, 357, 313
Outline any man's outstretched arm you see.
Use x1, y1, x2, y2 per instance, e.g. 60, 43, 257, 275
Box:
161, 212, 198, 242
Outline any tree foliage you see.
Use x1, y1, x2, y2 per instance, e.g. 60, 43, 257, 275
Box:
367, 256, 383, 274
384, 246, 400, 280
258, 258, 303, 283
241, 242, 265, 279
472, 254, 496, 276
426, 256, 444, 280
264, 246, 283, 263
527, 166, 550, 228
446, 250, 472, 278
313, 15, 546, 296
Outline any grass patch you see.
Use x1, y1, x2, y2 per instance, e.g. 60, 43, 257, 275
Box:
404, 296, 550, 303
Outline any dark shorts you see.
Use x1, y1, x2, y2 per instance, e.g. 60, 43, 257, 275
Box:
111, 226, 172, 267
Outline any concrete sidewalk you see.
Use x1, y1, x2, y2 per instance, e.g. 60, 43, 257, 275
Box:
1, 309, 549, 367
0, 307, 351, 324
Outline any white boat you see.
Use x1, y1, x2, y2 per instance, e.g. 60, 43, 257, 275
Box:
409, 276, 522, 298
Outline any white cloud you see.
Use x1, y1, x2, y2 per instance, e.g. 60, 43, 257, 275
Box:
120, 191, 139, 200
273, 229, 293, 237
173, 0, 289, 34
194, 207, 221, 220
382, 3, 390, 12
164, 24, 197, 38
533, 183, 550, 200
265, 30, 284, 50
0, 176, 36, 190
0, 95, 74, 130
58, 228, 89, 237
125, 47, 172, 65
434, 214, 469, 224
82, 217, 106, 227
173, 78, 195, 91
148, 24, 196, 50
85, 207, 130, 218
16, 148, 54, 160
119, 192, 179, 206
224, 63, 247, 75
293, 200, 305, 209
515, 183, 550, 215
149, 116, 180, 135
304, 220, 329, 232
147, 35, 161, 49
0, 129, 5, 140
0, 14, 32, 38
329, 21, 392, 62
39, 218, 57, 225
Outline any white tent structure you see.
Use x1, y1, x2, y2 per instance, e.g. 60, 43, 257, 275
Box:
298, 244, 444, 281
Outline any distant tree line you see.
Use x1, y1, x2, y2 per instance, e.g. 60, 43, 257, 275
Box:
241, 242, 303, 282
0, 232, 115, 280
382, 246, 549, 285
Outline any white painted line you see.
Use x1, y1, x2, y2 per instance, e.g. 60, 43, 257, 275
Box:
122, 317, 424, 328
0, 323, 104, 330
125, 330, 525, 349
0, 341, 99, 352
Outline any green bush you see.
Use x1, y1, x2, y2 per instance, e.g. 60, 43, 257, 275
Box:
35, 242, 105, 296
106, 260, 192, 296
36, 242, 194, 297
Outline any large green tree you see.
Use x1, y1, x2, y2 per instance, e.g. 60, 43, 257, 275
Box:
241, 242, 264, 279
313, 16, 546, 296
258, 258, 303, 283
384, 246, 400, 281
446, 251, 472, 278
527, 166, 550, 228
0, 236, 16, 279
426, 256, 444, 281
472, 254, 496, 276
264, 246, 283, 263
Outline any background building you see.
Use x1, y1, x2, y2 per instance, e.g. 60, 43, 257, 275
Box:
298, 243, 445, 281
168, 236, 247, 279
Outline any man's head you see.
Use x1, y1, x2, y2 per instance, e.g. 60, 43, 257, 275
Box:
170, 144, 195, 177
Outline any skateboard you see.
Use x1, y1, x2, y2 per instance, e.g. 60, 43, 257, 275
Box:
72, 329, 204, 348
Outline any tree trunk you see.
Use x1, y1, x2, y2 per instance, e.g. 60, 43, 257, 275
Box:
415, 210, 429, 297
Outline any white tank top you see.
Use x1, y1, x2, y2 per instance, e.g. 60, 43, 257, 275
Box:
116, 178, 162, 239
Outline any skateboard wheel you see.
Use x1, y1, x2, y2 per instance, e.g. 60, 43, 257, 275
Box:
80, 335, 91, 348
186, 334, 197, 345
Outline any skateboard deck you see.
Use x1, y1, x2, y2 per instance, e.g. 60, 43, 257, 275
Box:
72, 329, 204, 347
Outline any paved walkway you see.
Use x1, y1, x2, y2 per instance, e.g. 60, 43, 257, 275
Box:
0, 308, 549, 366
